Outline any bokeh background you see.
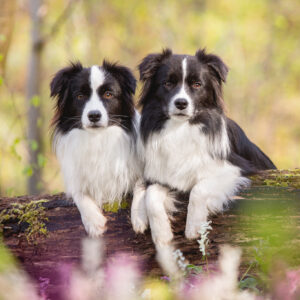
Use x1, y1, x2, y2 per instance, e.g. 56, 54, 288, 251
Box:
0, 0, 299, 196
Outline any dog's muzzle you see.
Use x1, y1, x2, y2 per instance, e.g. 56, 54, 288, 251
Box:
174, 98, 188, 110
88, 110, 102, 123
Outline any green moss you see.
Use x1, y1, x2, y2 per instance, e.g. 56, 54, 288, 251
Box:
264, 179, 289, 187
103, 200, 129, 213
250, 169, 300, 189
0, 200, 49, 245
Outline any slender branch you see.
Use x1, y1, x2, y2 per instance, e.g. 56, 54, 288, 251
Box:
38, 0, 80, 47
240, 262, 255, 281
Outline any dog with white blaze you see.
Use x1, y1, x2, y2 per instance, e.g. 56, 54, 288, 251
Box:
51, 61, 142, 237
131, 49, 276, 266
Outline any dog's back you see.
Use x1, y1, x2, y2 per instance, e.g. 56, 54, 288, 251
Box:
227, 118, 276, 176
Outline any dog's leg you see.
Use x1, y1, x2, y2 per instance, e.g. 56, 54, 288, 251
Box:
145, 184, 173, 245
131, 180, 148, 233
74, 194, 107, 238
185, 165, 248, 239
145, 184, 179, 275
185, 182, 210, 240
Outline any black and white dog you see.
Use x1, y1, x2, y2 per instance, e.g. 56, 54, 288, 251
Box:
51, 61, 141, 237
131, 49, 276, 251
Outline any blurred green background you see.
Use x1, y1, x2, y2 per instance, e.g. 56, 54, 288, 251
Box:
0, 0, 299, 196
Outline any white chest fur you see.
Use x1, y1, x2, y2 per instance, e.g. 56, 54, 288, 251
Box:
143, 119, 237, 192
54, 126, 140, 204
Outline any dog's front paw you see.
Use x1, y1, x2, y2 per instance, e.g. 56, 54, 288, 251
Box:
131, 211, 148, 234
81, 211, 107, 238
185, 224, 201, 240
185, 217, 210, 240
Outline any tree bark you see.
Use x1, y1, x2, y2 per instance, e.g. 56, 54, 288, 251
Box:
26, 0, 44, 194
25, 0, 78, 195
0, 169, 299, 298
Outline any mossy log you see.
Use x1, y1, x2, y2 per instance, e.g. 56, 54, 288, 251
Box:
0, 169, 299, 298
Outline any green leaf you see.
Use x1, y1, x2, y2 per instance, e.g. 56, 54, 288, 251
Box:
9, 138, 22, 161
0, 76, 3, 86
13, 137, 21, 145
37, 153, 46, 168
186, 264, 203, 273
30, 140, 38, 151
239, 276, 259, 293
30, 95, 40, 107
23, 165, 33, 177
0, 54, 3, 62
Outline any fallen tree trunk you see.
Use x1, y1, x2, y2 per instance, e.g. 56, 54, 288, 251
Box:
0, 169, 299, 298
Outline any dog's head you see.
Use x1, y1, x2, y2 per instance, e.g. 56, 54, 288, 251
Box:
139, 48, 228, 123
50, 61, 136, 134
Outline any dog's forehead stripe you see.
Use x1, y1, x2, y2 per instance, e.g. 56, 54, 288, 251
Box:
90, 65, 105, 91
170, 57, 192, 108
182, 57, 187, 82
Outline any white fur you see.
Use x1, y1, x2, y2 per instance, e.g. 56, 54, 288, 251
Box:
156, 243, 179, 276
144, 119, 235, 192
130, 179, 148, 233
169, 58, 194, 118
54, 113, 141, 237
82, 66, 108, 129
145, 184, 174, 246
131, 117, 249, 242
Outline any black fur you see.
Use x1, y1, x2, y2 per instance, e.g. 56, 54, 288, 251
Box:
50, 61, 137, 136
227, 118, 276, 175
50, 62, 85, 132
102, 61, 137, 135
138, 48, 276, 175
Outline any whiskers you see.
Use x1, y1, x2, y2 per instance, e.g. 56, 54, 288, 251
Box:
56, 114, 131, 132
110, 114, 130, 119
65, 116, 82, 131
109, 117, 129, 131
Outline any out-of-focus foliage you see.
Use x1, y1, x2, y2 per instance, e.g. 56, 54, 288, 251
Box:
0, 242, 16, 272
0, 242, 39, 300
236, 188, 300, 291
0, 0, 299, 196
1, 237, 300, 299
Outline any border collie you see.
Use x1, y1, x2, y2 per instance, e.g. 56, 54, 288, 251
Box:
51, 61, 141, 237
131, 49, 276, 264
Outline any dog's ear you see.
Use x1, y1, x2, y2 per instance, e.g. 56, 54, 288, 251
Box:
50, 62, 83, 107
50, 62, 83, 97
139, 48, 172, 82
50, 62, 82, 129
138, 49, 172, 107
102, 61, 136, 120
195, 48, 228, 84
103, 61, 136, 96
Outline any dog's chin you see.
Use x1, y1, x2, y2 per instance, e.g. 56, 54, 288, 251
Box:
170, 113, 190, 121
83, 124, 106, 131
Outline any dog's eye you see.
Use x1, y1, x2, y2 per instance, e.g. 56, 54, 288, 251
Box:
103, 91, 113, 99
192, 82, 201, 89
164, 81, 173, 88
77, 94, 85, 100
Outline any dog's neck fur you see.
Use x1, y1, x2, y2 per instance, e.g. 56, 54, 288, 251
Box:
142, 117, 232, 191
54, 112, 141, 204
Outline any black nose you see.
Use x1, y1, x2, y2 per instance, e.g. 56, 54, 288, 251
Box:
174, 98, 188, 110
88, 110, 101, 123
